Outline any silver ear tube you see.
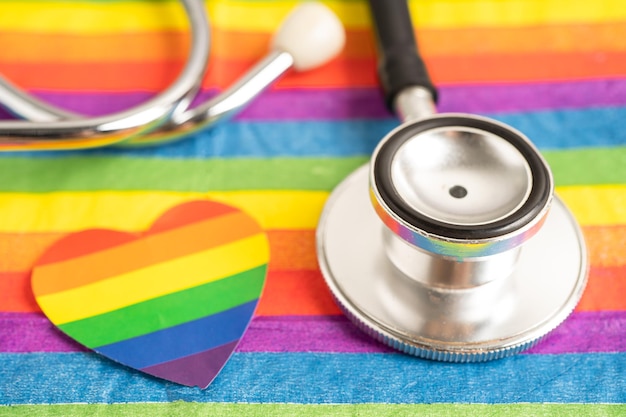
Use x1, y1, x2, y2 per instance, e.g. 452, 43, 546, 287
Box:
0, 0, 210, 151
0, 48, 296, 148
0, 1, 345, 150
0, 75, 81, 122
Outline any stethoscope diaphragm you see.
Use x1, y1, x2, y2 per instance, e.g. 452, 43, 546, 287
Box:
317, 162, 587, 361
316, 0, 588, 362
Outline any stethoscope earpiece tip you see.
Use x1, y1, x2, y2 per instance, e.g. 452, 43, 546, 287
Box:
271, 2, 346, 71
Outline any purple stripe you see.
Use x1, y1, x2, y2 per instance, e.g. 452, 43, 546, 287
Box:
0, 313, 88, 352
1, 311, 624, 354
1, 78, 625, 121
141, 340, 238, 388
239, 315, 394, 353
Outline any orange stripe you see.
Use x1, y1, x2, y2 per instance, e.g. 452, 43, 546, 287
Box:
0, 230, 318, 273
2, 263, 624, 315
584, 225, 626, 268
0, 31, 189, 63
2, 22, 626, 62
36, 200, 238, 267
268, 230, 318, 271
0, 233, 60, 273
576, 265, 626, 312
34, 211, 260, 297
0, 226, 621, 274
3, 51, 625, 92
417, 22, 626, 57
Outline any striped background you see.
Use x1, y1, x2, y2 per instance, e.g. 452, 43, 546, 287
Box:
0, 0, 624, 415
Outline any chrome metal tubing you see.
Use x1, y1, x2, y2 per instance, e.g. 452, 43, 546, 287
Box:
383, 228, 522, 289
0, 0, 210, 150
0, 75, 81, 122
126, 50, 295, 146
393, 86, 436, 123
0, 41, 295, 148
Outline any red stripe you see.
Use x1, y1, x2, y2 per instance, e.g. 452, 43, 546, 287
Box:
0, 271, 38, 313
2, 52, 625, 92
256, 269, 342, 316
3, 265, 623, 315
576, 265, 626, 312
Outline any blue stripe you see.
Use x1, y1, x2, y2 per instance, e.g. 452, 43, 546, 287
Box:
95, 301, 257, 369
1, 352, 623, 404
2, 107, 625, 159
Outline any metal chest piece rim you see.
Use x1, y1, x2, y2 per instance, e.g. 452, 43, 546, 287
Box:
316, 157, 588, 362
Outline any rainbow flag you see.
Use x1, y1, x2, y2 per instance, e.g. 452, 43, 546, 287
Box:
0, 0, 625, 415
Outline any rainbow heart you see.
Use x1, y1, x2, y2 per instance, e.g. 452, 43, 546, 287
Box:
31, 200, 269, 388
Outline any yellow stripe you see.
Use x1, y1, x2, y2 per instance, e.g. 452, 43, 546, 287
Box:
0, 0, 624, 34
557, 185, 626, 226
0, 2, 188, 33
35, 233, 269, 324
407, 0, 626, 29
0, 186, 621, 234
0, 191, 327, 232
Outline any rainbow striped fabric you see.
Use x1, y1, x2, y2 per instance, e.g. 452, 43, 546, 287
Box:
0, 0, 625, 415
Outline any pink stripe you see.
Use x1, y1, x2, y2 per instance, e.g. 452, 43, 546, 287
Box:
1, 312, 624, 354
1, 79, 625, 121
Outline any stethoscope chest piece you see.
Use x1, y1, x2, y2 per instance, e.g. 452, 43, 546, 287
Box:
317, 113, 588, 362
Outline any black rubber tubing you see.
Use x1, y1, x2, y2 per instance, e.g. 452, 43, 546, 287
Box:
367, 0, 438, 111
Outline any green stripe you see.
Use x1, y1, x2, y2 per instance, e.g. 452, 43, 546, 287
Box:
1, 403, 624, 417
0, 148, 622, 193
543, 147, 626, 186
58, 265, 266, 348
0, 156, 367, 192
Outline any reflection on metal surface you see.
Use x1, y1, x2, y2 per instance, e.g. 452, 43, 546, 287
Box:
0, 2, 346, 150
389, 126, 532, 226
369, 113, 554, 258
383, 228, 521, 288
317, 165, 588, 362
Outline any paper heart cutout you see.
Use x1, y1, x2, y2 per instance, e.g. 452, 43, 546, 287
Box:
31, 200, 269, 388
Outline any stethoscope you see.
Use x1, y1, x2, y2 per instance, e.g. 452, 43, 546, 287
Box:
0, 0, 345, 150
317, 0, 588, 361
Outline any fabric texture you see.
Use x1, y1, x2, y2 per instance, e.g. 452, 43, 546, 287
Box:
0, 0, 624, 415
